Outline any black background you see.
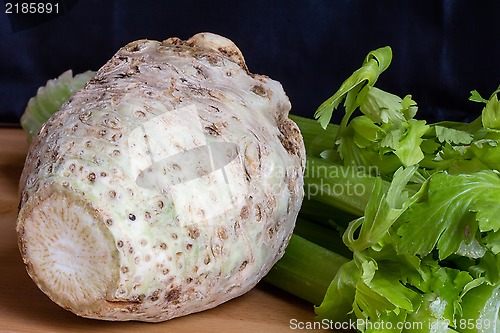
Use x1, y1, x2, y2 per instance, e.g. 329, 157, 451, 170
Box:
1, 0, 499, 126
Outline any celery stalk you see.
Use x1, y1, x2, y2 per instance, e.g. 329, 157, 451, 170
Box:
264, 234, 349, 306
293, 217, 352, 258
297, 198, 357, 231
303, 155, 383, 216
292, 114, 388, 216
289, 114, 337, 158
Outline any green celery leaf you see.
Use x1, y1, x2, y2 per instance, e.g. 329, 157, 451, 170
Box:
397, 171, 500, 259
351, 115, 385, 148
380, 119, 428, 167
336, 133, 403, 176
315, 260, 359, 323
470, 85, 500, 106
467, 251, 500, 284
359, 259, 416, 312
434, 125, 474, 145
481, 91, 500, 131
20, 70, 95, 141
420, 138, 441, 155
467, 139, 500, 171
430, 267, 473, 320
484, 232, 500, 255
344, 166, 422, 252
317, 243, 477, 332
459, 281, 500, 333
432, 142, 494, 175
317, 250, 419, 332
401, 94, 418, 120
469, 89, 488, 103
360, 87, 417, 126
406, 260, 477, 330
314, 46, 392, 129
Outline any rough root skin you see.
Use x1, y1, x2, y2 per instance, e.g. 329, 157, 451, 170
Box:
16, 32, 305, 322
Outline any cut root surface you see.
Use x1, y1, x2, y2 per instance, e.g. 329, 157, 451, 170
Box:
18, 186, 119, 315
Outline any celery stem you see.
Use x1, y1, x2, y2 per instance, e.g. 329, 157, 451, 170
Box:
264, 234, 349, 306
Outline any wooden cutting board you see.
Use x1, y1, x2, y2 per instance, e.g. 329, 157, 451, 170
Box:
0, 128, 330, 333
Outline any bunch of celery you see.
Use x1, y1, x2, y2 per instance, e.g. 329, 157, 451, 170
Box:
265, 47, 500, 332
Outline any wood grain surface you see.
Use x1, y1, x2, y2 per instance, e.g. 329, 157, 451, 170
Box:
0, 128, 330, 333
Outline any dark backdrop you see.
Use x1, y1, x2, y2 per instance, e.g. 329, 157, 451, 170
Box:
1, 0, 499, 125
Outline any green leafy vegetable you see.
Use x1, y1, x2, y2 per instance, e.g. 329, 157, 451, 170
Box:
343, 165, 420, 252
21, 70, 95, 141
267, 47, 500, 333
315, 47, 429, 179
480, 91, 500, 131
398, 171, 500, 260
314, 46, 392, 130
